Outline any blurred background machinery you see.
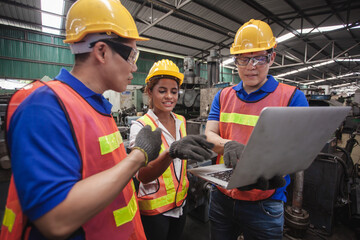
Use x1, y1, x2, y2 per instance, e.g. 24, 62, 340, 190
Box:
174, 55, 207, 119
0, 93, 13, 225
284, 125, 360, 239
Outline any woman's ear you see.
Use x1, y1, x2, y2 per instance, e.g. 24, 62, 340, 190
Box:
146, 87, 152, 97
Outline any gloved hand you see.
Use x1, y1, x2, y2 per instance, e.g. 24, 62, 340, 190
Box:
133, 125, 162, 165
223, 141, 245, 168
169, 135, 214, 161
237, 175, 286, 191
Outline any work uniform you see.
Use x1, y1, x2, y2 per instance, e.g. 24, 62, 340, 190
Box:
208, 75, 309, 240
1, 68, 145, 240
129, 109, 189, 240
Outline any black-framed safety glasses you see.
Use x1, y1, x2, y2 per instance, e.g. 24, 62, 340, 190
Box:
234, 53, 272, 67
89, 39, 139, 65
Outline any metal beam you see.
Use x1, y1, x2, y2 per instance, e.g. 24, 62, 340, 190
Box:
306, 41, 333, 62
0, 56, 72, 67
138, 23, 217, 45
130, 0, 235, 37
191, 0, 244, 26
0, 16, 63, 33
141, 34, 206, 52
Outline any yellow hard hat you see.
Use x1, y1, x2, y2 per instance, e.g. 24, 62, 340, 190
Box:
64, 0, 149, 43
145, 59, 184, 86
230, 19, 277, 55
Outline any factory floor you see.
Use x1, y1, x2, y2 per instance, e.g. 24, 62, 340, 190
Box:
180, 213, 359, 240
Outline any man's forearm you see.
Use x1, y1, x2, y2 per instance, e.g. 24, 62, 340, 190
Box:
33, 149, 145, 239
137, 150, 173, 183
205, 121, 230, 155
205, 130, 230, 155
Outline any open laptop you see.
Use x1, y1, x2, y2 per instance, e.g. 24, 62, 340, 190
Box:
188, 106, 351, 189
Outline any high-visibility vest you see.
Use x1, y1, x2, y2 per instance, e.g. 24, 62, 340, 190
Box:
0, 80, 146, 240
136, 113, 189, 216
217, 82, 297, 201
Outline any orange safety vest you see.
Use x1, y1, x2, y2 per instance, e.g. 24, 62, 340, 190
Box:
136, 113, 189, 216
217, 82, 296, 201
0, 80, 146, 240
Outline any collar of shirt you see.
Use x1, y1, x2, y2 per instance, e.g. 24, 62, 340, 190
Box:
232, 75, 279, 101
54, 68, 113, 114
146, 109, 182, 141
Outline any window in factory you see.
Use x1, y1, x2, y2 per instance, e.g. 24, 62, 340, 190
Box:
41, 0, 64, 35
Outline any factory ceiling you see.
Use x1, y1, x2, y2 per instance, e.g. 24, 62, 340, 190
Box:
0, 0, 359, 89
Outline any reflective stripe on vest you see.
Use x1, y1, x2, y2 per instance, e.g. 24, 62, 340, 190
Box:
136, 113, 189, 215
217, 113, 259, 164
139, 164, 188, 211
217, 83, 296, 201
113, 181, 138, 227
220, 113, 259, 127
2, 207, 15, 233
99, 131, 123, 155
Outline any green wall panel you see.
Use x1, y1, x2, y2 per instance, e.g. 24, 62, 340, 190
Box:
132, 72, 148, 85
27, 32, 68, 47
0, 25, 241, 85
0, 39, 73, 64
219, 67, 241, 84
0, 59, 71, 79
0, 27, 25, 40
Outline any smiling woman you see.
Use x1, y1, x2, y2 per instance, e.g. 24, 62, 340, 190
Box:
143, 59, 183, 108
129, 60, 187, 240
128, 59, 214, 240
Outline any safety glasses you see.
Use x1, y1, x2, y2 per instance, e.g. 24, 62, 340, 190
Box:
89, 39, 139, 65
234, 54, 271, 67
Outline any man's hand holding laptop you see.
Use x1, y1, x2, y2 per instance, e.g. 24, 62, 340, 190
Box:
223, 140, 286, 191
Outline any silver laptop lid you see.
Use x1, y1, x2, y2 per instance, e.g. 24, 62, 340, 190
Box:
226, 106, 351, 189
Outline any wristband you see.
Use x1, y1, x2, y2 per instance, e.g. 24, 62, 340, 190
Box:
133, 147, 148, 165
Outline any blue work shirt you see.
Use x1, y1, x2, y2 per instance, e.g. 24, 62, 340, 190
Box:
207, 75, 309, 202
8, 68, 112, 239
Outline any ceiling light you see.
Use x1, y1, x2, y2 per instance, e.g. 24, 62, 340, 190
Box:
303, 72, 360, 86
277, 24, 354, 43
274, 59, 360, 78
222, 58, 234, 66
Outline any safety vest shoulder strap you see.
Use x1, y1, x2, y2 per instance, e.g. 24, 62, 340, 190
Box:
136, 113, 189, 216
172, 113, 187, 137
137, 114, 168, 150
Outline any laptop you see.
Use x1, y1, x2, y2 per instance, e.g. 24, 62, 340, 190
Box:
188, 106, 351, 189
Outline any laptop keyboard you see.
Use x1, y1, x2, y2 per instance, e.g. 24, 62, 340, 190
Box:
207, 169, 233, 182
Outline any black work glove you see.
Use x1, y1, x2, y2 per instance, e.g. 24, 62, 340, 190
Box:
169, 135, 214, 161
223, 141, 245, 168
133, 125, 162, 164
237, 175, 286, 191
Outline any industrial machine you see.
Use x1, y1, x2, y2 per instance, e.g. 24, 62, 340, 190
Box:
284, 123, 360, 239
174, 50, 225, 119
174, 56, 207, 119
